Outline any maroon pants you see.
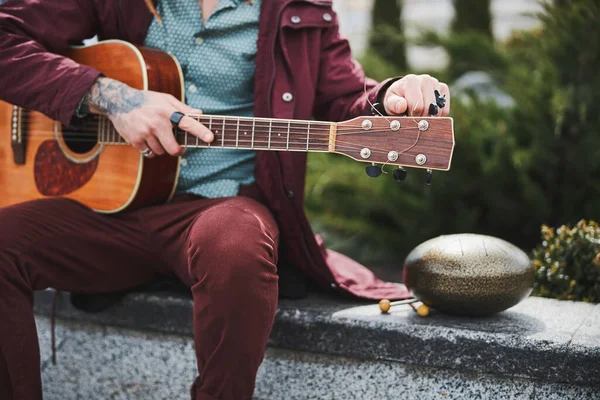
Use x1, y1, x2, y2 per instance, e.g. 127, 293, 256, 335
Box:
0, 188, 279, 400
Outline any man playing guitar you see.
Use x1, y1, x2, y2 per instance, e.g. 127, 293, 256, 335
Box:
0, 0, 450, 399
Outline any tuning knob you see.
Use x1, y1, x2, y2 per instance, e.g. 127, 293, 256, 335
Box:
393, 167, 407, 181
425, 169, 433, 185
366, 164, 382, 178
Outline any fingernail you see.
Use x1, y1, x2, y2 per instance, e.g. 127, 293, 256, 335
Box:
428, 103, 439, 115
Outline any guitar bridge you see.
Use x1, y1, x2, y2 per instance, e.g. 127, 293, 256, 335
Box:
11, 105, 26, 165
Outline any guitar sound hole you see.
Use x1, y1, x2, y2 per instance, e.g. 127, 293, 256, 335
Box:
61, 116, 99, 154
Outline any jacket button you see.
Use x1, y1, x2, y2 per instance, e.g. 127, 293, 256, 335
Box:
286, 189, 295, 199
322, 13, 332, 22
291, 16, 301, 24
282, 92, 293, 102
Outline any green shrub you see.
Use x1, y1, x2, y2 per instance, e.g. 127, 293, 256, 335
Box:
532, 220, 600, 302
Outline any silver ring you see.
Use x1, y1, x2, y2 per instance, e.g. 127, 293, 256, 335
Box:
141, 148, 153, 158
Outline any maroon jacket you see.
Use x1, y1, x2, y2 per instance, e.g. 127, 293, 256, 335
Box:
0, 0, 409, 300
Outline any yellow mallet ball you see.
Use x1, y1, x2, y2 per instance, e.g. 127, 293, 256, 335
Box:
379, 299, 391, 313
417, 304, 430, 317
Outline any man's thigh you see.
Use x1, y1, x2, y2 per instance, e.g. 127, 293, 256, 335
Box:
0, 198, 169, 293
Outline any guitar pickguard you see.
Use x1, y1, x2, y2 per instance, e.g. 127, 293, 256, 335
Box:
34, 140, 99, 196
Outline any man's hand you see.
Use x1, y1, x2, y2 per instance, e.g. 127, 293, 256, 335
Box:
383, 74, 451, 117
83, 77, 214, 157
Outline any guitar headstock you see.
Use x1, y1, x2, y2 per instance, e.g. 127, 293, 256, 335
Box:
334, 116, 455, 174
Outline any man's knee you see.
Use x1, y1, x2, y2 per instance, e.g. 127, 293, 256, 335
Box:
186, 197, 279, 284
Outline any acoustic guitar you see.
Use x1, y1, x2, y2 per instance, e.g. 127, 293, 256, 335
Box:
0, 40, 455, 214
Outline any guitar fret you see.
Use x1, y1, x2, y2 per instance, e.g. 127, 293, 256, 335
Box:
251, 119, 255, 149
286, 120, 290, 150
221, 118, 225, 147
195, 116, 199, 147
268, 119, 272, 150
208, 116, 212, 147
306, 121, 310, 151
236, 118, 240, 148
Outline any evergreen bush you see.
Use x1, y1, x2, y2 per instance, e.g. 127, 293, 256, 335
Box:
532, 220, 600, 302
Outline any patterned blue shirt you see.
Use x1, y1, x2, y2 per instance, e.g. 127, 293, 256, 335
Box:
144, 0, 260, 198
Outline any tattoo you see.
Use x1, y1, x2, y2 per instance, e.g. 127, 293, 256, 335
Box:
82, 77, 146, 116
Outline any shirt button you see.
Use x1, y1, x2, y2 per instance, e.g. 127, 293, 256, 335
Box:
322, 13, 332, 22
291, 16, 301, 24
286, 189, 295, 199
194, 37, 204, 45
180, 158, 188, 166
282, 92, 293, 102
188, 84, 197, 94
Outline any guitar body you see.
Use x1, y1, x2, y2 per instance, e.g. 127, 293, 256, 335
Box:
0, 40, 182, 213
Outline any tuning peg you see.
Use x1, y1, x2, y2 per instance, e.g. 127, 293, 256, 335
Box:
366, 164, 382, 178
425, 169, 433, 185
393, 167, 407, 181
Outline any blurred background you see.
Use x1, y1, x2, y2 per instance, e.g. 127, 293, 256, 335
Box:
305, 0, 600, 300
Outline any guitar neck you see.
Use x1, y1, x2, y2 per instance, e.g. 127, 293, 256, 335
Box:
99, 115, 337, 153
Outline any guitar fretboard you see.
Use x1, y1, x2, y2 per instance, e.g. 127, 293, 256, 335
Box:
98, 115, 336, 153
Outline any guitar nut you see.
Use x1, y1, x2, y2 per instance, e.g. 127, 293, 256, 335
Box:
388, 151, 399, 162
390, 120, 401, 131
361, 120, 373, 130
360, 148, 371, 159
418, 120, 429, 131
415, 154, 427, 165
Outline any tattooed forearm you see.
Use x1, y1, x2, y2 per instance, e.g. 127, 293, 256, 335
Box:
82, 77, 146, 116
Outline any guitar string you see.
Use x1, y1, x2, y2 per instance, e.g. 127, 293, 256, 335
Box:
16, 121, 432, 155
15, 113, 436, 134
26, 137, 424, 159
18, 124, 426, 142
18, 131, 428, 157
19, 125, 425, 141
20, 137, 425, 160
13, 121, 426, 137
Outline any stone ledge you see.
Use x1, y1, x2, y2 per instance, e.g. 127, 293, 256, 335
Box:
34, 289, 600, 388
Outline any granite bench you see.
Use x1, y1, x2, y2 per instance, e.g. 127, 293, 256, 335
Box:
34, 288, 600, 399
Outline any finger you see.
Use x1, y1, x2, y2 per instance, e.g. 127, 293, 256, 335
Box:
420, 76, 438, 117
438, 83, 451, 116
145, 135, 165, 156
384, 93, 408, 115
128, 135, 153, 155
154, 122, 185, 156
178, 115, 214, 143
403, 82, 425, 117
